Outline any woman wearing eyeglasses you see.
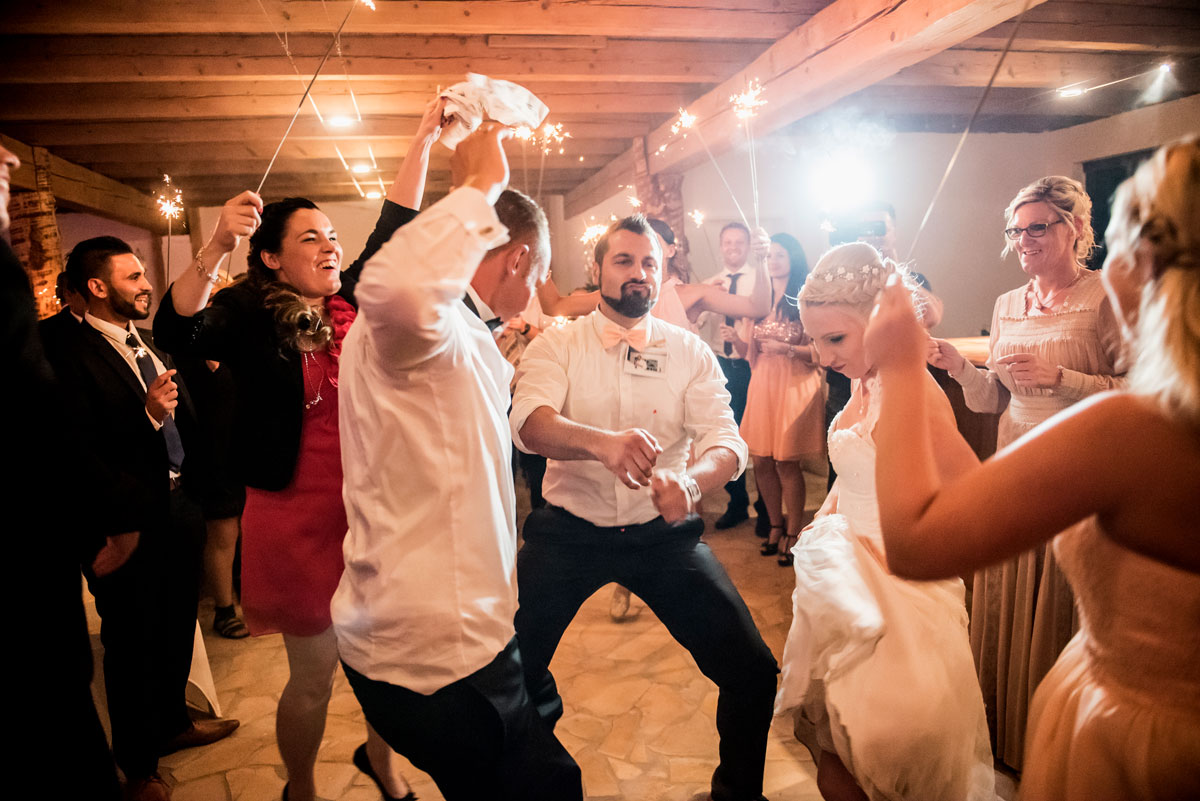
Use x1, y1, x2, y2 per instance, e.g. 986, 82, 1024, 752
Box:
927, 175, 1126, 771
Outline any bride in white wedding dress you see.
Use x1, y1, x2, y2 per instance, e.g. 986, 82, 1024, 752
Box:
775, 242, 995, 801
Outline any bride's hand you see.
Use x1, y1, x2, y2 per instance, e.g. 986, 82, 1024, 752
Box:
866, 275, 926, 375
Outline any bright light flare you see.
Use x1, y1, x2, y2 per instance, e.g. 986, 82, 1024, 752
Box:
328, 115, 355, 128
366, 190, 382, 199
352, 163, 370, 174
627, 195, 641, 208
1160, 63, 1172, 73
1058, 87, 1086, 98
809, 150, 875, 214
358, 0, 376, 10
688, 209, 705, 228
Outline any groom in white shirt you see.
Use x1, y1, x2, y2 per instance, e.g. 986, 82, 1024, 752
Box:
510, 216, 779, 801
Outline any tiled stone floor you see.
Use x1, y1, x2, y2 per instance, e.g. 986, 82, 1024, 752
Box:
87, 468, 1014, 800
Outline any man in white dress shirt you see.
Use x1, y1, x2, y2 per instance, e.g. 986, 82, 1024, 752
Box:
332, 124, 582, 801
704, 221, 759, 529
510, 216, 779, 801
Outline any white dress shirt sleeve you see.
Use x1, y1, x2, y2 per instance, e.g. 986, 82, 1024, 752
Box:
684, 340, 748, 477
354, 186, 510, 371
509, 331, 568, 454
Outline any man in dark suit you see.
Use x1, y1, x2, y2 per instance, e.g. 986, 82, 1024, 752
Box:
38, 267, 86, 353
48, 236, 237, 801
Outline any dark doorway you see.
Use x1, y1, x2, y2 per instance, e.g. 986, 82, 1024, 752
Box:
1083, 147, 1155, 270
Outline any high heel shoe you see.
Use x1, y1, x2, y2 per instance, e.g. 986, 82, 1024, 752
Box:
777, 533, 798, 567
760, 525, 785, 556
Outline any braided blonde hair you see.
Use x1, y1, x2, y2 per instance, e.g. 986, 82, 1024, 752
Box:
799, 241, 924, 318
1110, 135, 1200, 424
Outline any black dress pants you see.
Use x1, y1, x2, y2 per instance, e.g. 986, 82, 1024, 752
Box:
515, 506, 779, 801
343, 638, 582, 801
717, 355, 753, 511
85, 486, 203, 781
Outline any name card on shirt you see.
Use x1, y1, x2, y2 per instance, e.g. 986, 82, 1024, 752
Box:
624, 347, 669, 378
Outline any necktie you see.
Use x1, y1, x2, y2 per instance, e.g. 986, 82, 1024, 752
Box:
127, 332, 186, 472
599, 323, 650, 352
724, 272, 741, 356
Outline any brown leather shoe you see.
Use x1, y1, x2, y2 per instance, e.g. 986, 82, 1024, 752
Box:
126, 773, 171, 801
161, 717, 240, 754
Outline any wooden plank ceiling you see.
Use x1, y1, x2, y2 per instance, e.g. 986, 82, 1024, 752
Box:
1, 0, 1196, 221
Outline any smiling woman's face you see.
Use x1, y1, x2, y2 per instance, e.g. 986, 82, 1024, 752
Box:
263, 208, 344, 301
800, 303, 870, 378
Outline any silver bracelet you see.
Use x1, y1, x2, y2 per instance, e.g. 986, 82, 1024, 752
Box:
193, 246, 220, 282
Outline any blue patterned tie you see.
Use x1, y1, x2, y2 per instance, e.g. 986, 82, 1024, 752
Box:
127, 333, 186, 472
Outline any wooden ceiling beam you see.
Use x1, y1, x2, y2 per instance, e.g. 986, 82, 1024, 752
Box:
0, 35, 768, 85
52, 137, 629, 166
0, 81, 697, 121
1, 133, 161, 231
967, 3, 1200, 54
1, 115, 655, 147
566, 0, 1052, 215
881, 49, 1163, 89
83, 154, 610, 179
6, 1, 821, 40
794, 82, 1196, 123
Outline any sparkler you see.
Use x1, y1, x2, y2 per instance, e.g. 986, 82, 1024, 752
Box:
157, 174, 183, 283
256, 0, 375, 194
535, 123, 570, 201
688, 209, 705, 228
669, 108, 749, 230
731, 80, 767, 229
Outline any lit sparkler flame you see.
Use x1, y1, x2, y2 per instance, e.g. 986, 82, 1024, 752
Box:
580, 223, 608, 245
358, 0, 376, 10
514, 125, 535, 141
731, 81, 766, 119
672, 109, 696, 135
156, 174, 183, 220
689, 209, 705, 228
627, 195, 641, 208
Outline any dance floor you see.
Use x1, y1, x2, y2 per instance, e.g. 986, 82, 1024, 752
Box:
87, 468, 1015, 800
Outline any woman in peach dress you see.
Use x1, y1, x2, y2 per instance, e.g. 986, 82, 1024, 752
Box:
869, 137, 1200, 800
740, 233, 826, 565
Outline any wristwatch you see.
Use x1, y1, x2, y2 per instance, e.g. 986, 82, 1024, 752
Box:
681, 474, 702, 510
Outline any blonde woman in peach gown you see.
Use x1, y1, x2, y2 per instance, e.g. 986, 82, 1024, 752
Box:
929, 174, 1126, 768
869, 137, 1200, 800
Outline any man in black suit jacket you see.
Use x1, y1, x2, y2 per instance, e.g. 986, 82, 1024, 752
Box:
48, 236, 238, 801
38, 267, 87, 354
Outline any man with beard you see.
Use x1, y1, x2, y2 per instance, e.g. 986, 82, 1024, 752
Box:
47, 236, 237, 801
510, 215, 779, 801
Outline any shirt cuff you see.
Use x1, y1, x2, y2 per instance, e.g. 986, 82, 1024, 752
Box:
145, 407, 164, 431
436, 186, 510, 250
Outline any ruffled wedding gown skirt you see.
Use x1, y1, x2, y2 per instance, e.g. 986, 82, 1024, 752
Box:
775, 396, 994, 801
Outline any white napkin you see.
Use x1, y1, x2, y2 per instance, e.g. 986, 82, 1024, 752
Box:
439, 73, 549, 149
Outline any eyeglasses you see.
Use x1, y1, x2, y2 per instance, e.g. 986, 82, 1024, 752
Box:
1004, 220, 1063, 240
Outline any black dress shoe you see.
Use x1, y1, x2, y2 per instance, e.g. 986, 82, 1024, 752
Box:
353, 743, 417, 801
714, 507, 749, 529
753, 497, 769, 537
